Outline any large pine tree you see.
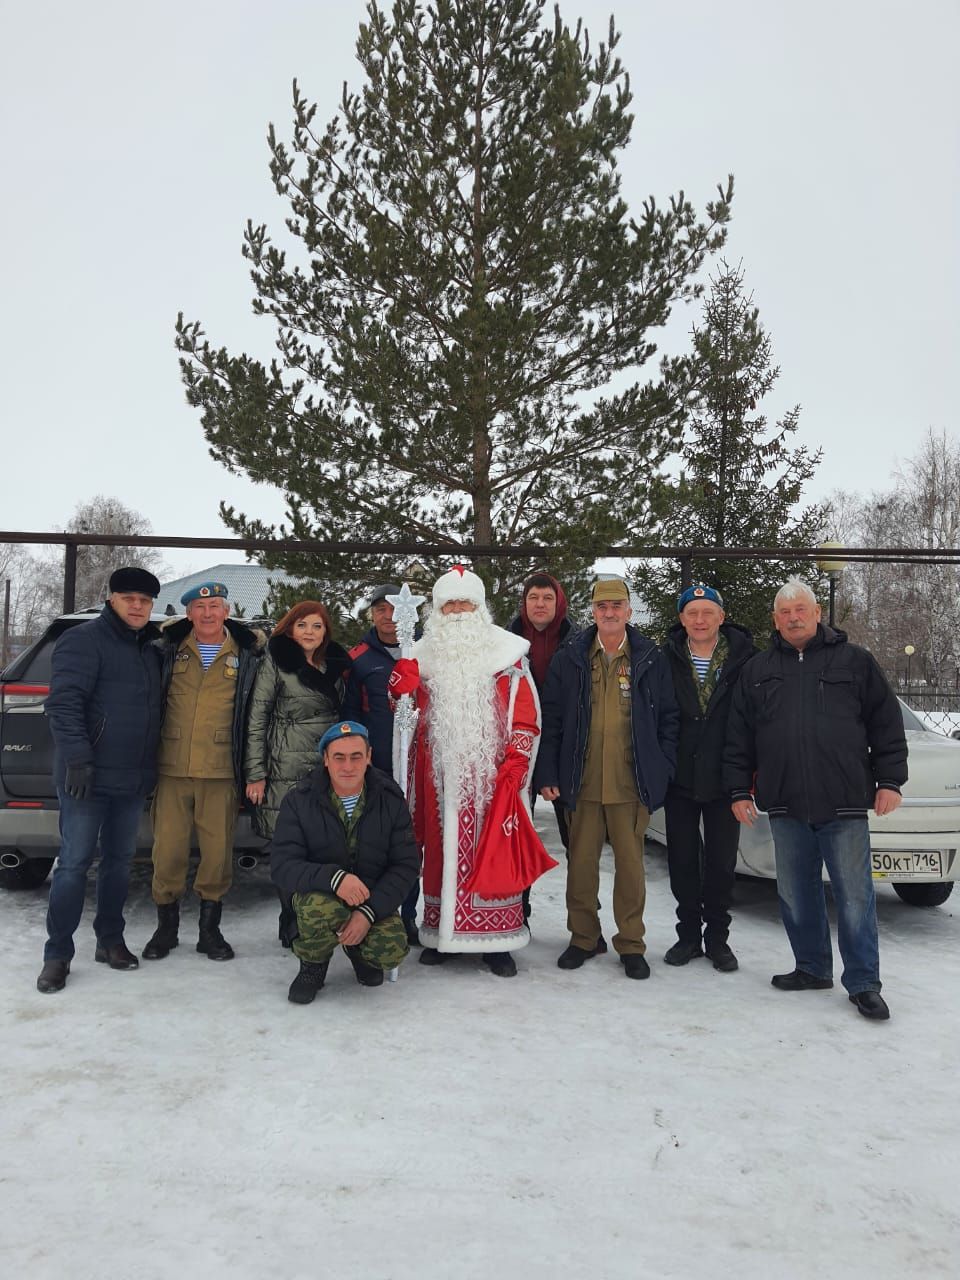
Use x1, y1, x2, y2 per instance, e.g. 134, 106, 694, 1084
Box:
177, 0, 732, 618
637, 261, 822, 642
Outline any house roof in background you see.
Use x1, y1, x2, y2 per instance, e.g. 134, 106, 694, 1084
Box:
156, 564, 303, 618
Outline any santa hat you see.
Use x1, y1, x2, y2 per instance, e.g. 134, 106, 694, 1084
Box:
431, 564, 486, 610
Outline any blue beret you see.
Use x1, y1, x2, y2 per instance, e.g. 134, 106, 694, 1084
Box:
677, 583, 724, 613
180, 581, 229, 606
318, 721, 370, 754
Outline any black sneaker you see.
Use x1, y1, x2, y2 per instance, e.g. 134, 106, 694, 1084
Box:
621, 954, 651, 980
419, 948, 446, 966
664, 939, 703, 966
705, 940, 739, 972
849, 990, 890, 1020
483, 952, 517, 978
771, 968, 833, 991
288, 959, 329, 1004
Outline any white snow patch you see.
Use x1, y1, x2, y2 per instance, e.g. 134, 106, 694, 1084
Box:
1, 822, 958, 1280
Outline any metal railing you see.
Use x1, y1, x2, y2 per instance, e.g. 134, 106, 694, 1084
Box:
3, 529, 960, 614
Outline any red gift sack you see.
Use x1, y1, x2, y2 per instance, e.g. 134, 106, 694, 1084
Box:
463, 756, 559, 899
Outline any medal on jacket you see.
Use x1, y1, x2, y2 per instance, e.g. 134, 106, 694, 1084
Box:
226, 655, 239, 669
618, 673, 631, 698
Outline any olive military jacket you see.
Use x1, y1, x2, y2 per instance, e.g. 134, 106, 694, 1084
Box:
155, 617, 265, 782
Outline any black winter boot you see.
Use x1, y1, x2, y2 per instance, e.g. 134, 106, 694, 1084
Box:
345, 945, 384, 987
288, 959, 330, 1004
483, 952, 517, 977
197, 899, 235, 961
142, 901, 180, 960
36, 959, 70, 993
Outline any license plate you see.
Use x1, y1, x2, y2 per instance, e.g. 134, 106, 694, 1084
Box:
871, 851, 944, 879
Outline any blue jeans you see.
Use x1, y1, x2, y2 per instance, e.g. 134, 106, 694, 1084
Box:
770, 816, 880, 995
44, 788, 145, 961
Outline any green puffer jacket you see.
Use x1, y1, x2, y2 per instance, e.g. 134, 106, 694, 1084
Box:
243, 632, 349, 837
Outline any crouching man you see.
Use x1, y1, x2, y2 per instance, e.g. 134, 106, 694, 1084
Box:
270, 721, 419, 1003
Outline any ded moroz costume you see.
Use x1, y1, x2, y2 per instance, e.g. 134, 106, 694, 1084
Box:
389, 567, 556, 970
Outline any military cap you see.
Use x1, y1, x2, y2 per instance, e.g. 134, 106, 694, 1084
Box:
677, 584, 724, 613
591, 578, 629, 603
318, 721, 371, 754
180, 581, 229, 606
368, 583, 402, 607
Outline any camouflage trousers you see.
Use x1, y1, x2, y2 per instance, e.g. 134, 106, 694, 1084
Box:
292, 893, 409, 970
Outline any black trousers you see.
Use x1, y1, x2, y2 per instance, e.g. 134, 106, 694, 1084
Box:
663, 786, 739, 945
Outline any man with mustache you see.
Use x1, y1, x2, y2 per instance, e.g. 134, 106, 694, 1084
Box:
724, 576, 907, 1020
537, 578, 678, 980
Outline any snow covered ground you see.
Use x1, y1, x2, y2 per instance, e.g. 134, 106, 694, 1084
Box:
2, 820, 958, 1280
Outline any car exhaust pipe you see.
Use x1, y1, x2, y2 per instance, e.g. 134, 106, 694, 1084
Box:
0, 851, 23, 869
235, 853, 260, 871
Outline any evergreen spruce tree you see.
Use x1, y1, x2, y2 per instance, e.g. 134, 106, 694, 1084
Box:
637, 261, 822, 642
177, 0, 732, 619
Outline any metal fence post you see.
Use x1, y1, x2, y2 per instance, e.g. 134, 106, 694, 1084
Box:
1, 578, 10, 670
63, 541, 78, 614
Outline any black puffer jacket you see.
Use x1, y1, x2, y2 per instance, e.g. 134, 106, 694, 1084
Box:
723, 624, 908, 823
270, 764, 419, 922
663, 620, 756, 802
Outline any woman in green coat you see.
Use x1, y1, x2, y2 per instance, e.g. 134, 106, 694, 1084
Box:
244, 600, 349, 840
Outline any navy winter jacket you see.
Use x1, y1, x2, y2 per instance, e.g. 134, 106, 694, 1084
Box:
534, 625, 679, 813
270, 764, 419, 923
342, 627, 402, 773
46, 603, 163, 796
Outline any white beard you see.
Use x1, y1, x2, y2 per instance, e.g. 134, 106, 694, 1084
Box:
420, 607, 505, 811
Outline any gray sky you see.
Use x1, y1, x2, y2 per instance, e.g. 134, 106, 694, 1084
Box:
1, 0, 957, 580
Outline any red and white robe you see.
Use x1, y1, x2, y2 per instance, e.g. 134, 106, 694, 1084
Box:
408, 632, 542, 953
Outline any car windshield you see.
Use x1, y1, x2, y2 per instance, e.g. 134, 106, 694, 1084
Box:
899, 700, 928, 733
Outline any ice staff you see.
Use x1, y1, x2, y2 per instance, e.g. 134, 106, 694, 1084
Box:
387, 582, 425, 797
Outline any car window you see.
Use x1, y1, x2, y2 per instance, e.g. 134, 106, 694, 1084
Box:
1, 619, 81, 683
898, 700, 927, 733
18, 642, 56, 684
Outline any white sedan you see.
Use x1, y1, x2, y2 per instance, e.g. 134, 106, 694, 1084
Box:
646, 701, 958, 907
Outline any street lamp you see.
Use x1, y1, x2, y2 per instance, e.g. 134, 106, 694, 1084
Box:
904, 644, 915, 689
816, 541, 846, 627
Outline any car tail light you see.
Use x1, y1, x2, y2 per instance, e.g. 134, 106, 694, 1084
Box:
1, 682, 49, 709
5, 800, 43, 808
